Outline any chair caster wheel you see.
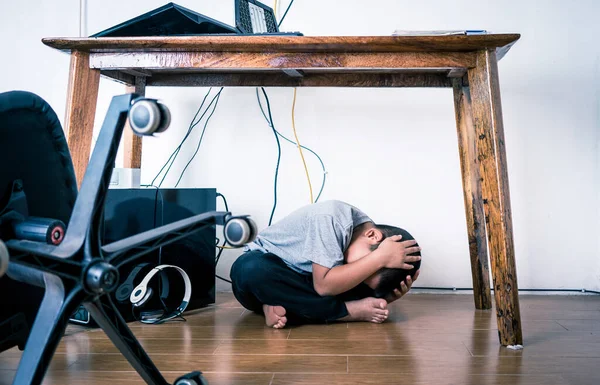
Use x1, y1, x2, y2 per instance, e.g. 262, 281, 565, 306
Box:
174, 371, 208, 385
224, 216, 257, 247
0, 239, 9, 278
128, 98, 171, 136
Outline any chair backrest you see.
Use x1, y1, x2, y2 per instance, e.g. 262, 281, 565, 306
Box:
0, 91, 78, 353
0, 91, 77, 225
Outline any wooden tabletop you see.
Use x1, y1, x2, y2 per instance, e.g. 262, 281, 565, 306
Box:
42, 34, 521, 88
43, 34, 520, 55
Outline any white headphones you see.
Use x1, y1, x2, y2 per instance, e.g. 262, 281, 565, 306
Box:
129, 264, 191, 324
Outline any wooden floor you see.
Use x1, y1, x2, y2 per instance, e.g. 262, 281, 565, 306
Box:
2, 293, 600, 385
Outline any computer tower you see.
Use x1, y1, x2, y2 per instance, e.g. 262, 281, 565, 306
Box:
70, 188, 217, 325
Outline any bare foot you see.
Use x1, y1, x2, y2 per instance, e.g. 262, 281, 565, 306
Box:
340, 297, 389, 324
263, 304, 287, 329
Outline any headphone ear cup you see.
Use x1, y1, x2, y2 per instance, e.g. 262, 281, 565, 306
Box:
116, 262, 151, 303
116, 283, 133, 303
134, 287, 153, 307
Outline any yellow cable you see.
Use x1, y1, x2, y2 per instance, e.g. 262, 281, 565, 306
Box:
216, 245, 234, 250
291, 88, 314, 204
273, 0, 278, 18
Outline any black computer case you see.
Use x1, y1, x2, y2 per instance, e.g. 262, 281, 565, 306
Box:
105, 187, 216, 310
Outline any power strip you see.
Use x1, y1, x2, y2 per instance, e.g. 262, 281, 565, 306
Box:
110, 168, 141, 189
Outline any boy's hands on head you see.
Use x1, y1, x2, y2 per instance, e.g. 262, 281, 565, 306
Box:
386, 270, 420, 304
374, 235, 421, 269
311, 235, 420, 297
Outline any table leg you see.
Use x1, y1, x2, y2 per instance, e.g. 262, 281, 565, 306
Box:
452, 77, 492, 311
467, 50, 523, 346
64, 51, 100, 187
122, 77, 146, 168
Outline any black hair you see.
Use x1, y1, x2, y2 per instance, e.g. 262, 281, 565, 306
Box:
370, 225, 421, 299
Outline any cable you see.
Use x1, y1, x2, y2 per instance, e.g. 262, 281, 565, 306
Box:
217, 192, 229, 212
150, 87, 214, 187
260, 88, 282, 226
150, 87, 212, 185
217, 275, 232, 284
278, 0, 296, 28
160, 89, 223, 187
215, 192, 233, 285
215, 245, 225, 266
215, 192, 229, 266
256, 88, 327, 202
131, 304, 187, 325
174, 88, 223, 187
139, 185, 188, 325
290, 88, 314, 203
139, 184, 173, 324
140, 184, 164, 263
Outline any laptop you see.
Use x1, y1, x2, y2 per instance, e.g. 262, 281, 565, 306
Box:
235, 0, 303, 36
91, 3, 238, 37
91, 1, 302, 38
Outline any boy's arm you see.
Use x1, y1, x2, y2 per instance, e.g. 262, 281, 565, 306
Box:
312, 236, 421, 296
312, 252, 383, 296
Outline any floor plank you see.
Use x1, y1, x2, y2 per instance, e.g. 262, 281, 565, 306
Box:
348, 355, 600, 376
554, 319, 600, 332
75, 324, 290, 340
270, 373, 569, 385
1, 371, 274, 385
464, 333, 600, 357
68, 353, 347, 373
0, 348, 76, 371
214, 338, 472, 356
2, 293, 600, 385
54, 336, 222, 355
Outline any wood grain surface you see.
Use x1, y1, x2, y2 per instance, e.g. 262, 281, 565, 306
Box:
142, 72, 453, 88
2, 293, 598, 385
64, 51, 100, 187
88, 51, 476, 70
467, 50, 522, 346
453, 77, 492, 310
42, 35, 520, 54
122, 76, 146, 169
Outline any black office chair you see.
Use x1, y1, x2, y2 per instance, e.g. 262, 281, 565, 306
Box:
0, 91, 257, 385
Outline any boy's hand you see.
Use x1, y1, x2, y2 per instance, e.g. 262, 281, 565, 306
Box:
386, 270, 420, 304
375, 235, 421, 269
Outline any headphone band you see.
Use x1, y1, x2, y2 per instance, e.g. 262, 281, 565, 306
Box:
130, 264, 192, 324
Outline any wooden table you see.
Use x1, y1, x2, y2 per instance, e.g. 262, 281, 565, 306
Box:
43, 34, 523, 346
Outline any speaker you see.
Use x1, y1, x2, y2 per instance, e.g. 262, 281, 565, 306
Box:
70, 188, 217, 325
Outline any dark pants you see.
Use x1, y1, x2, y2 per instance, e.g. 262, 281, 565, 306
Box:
230, 250, 375, 324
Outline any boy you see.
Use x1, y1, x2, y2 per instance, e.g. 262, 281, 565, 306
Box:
230, 200, 421, 328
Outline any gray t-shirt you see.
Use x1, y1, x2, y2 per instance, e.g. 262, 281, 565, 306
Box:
245, 200, 372, 274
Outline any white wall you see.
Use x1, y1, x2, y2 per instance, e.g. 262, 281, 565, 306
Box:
1, 0, 599, 292
0, 0, 79, 121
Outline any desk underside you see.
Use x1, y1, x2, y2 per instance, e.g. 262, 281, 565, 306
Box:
43, 34, 520, 88
102, 68, 464, 88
